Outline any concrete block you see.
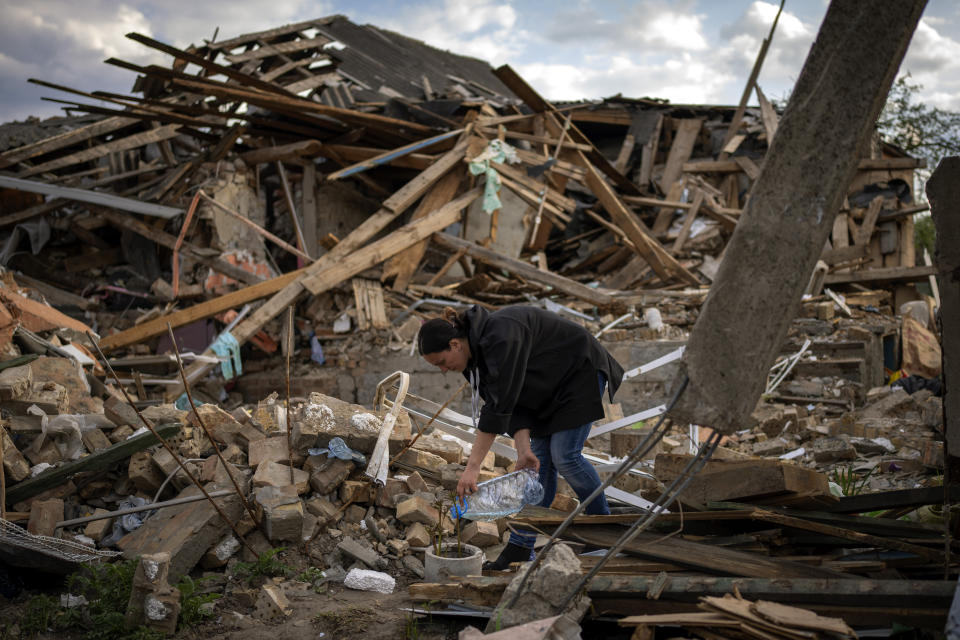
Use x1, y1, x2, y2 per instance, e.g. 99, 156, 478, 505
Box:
386, 538, 409, 556
343, 568, 395, 594
405, 522, 431, 548
128, 450, 166, 493
132, 552, 171, 590
405, 470, 429, 493
309, 457, 354, 494
339, 480, 371, 504
375, 478, 406, 508
255, 486, 304, 543
125, 553, 181, 635
5, 381, 67, 415
81, 428, 112, 453
1, 428, 30, 483
23, 435, 61, 466
302, 513, 319, 541
83, 509, 113, 541
200, 535, 240, 569
337, 537, 384, 569
0, 364, 32, 400
549, 493, 579, 513
396, 496, 440, 528
290, 417, 321, 452
27, 498, 63, 537
151, 447, 192, 490
252, 460, 309, 494
13, 480, 75, 513
461, 521, 500, 547
253, 585, 292, 620
188, 404, 243, 445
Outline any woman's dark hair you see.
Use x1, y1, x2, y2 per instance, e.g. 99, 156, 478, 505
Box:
417, 307, 468, 355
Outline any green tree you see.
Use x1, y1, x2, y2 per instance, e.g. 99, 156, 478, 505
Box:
876, 73, 960, 172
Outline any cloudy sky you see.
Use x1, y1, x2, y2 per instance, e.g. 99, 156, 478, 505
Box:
2, 1, 959, 123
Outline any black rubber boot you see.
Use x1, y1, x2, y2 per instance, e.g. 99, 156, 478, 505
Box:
482, 542, 533, 571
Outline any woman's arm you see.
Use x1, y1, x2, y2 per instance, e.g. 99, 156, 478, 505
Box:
513, 428, 539, 472
457, 430, 496, 501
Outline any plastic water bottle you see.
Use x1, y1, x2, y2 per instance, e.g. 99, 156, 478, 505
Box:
450, 469, 544, 521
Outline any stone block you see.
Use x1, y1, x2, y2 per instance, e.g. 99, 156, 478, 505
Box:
129, 450, 166, 493
549, 493, 579, 513
109, 424, 135, 443
6, 382, 67, 415
240, 530, 273, 563
200, 535, 241, 569
386, 538, 409, 556
461, 521, 500, 547
252, 460, 309, 494
152, 447, 192, 490
405, 470, 429, 493
753, 437, 789, 457
105, 394, 139, 427
117, 486, 243, 581
396, 448, 447, 472
253, 585, 291, 620
375, 478, 407, 508
415, 436, 464, 464
810, 436, 857, 463
299, 392, 411, 456
395, 496, 440, 527
343, 504, 367, 524
249, 435, 303, 467
28, 356, 99, 414
309, 457, 354, 494
302, 513, 319, 541
188, 404, 243, 445
13, 480, 75, 513
83, 509, 113, 541
23, 435, 61, 466
124, 553, 181, 635
0, 364, 32, 400
337, 537, 384, 570
290, 418, 321, 452
255, 486, 304, 543
339, 480, 371, 504
1, 428, 30, 483
27, 498, 63, 537
305, 496, 340, 525
82, 428, 112, 453
141, 404, 187, 428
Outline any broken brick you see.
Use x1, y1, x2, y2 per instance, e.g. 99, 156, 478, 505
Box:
252, 460, 309, 494
395, 496, 440, 528
27, 498, 63, 537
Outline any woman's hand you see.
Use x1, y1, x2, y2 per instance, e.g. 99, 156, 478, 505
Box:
457, 466, 480, 502
513, 428, 540, 473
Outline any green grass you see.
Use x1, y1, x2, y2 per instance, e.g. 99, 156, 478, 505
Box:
829, 465, 874, 497
232, 547, 292, 585
176, 575, 221, 630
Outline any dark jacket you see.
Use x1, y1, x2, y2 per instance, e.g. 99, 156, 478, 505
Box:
462, 305, 624, 438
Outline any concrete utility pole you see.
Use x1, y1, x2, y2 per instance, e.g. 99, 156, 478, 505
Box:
926, 159, 958, 497
669, 0, 927, 432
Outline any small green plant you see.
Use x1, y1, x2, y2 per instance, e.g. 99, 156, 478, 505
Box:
296, 566, 329, 593
232, 547, 292, 585
176, 575, 221, 629
17, 560, 163, 640
432, 492, 467, 558
403, 612, 419, 640
830, 465, 874, 496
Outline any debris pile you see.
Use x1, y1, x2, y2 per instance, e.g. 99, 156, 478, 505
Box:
0, 13, 949, 638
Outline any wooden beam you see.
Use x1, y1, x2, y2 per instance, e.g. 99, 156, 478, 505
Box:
431, 233, 613, 306
672, 189, 705, 253
240, 140, 322, 165
382, 170, 462, 291
822, 264, 937, 285
580, 155, 699, 285
94, 208, 264, 286
0, 116, 138, 170
19, 125, 181, 178
659, 118, 703, 192
223, 36, 331, 64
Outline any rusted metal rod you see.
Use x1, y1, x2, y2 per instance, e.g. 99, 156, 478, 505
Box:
87, 331, 259, 558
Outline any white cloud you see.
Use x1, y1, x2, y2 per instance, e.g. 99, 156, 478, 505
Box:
899, 18, 960, 110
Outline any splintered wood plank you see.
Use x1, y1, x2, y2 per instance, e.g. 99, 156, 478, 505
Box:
171, 77, 433, 136
652, 178, 687, 235
580, 155, 699, 285
205, 19, 334, 51
659, 118, 703, 193
19, 125, 181, 178
0, 116, 139, 170
613, 133, 637, 174
299, 190, 478, 295
224, 36, 331, 63
756, 85, 780, 143
734, 155, 762, 181
432, 232, 613, 306
381, 141, 467, 213
560, 525, 845, 579
637, 113, 663, 190
382, 168, 461, 291
352, 279, 388, 330
302, 162, 318, 259
854, 196, 883, 245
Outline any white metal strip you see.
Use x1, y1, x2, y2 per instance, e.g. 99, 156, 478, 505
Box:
603, 486, 669, 513
622, 346, 685, 380
588, 404, 666, 438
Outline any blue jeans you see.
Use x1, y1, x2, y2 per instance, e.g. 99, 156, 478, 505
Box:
508, 373, 609, 551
